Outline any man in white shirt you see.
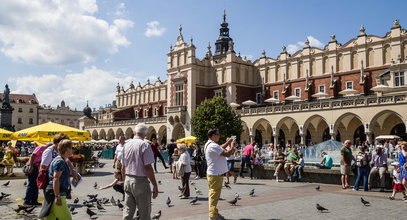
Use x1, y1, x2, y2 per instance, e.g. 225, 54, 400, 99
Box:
113, 136, 125, 172
205, 129, 236, 220
178, 144, 192, 199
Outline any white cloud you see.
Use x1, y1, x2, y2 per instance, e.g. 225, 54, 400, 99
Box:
115, 2, 128, 16
286, 36, 324, 54
9, 67, 141, 109
0, 0, 134, 66
144, 21, 166, 37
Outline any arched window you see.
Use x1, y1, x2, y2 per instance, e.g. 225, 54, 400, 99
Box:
383, 44, 391, 64
337, 54, 343, 71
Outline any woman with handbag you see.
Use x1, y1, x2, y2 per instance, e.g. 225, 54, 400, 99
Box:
23, 143, 48, 206
38, 139, 73, 220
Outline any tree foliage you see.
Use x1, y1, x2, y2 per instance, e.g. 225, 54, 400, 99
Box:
191, 96, 243, 143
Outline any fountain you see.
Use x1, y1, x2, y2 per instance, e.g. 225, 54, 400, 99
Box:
300, 140, 343, 165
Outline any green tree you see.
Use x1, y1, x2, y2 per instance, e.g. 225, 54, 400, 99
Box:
191, 96, 243, 143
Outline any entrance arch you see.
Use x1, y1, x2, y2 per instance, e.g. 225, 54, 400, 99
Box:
125, 127, 133, 139
276, 117, 299, 146
146, 127, 157, 141
334, 113, 364, 144
303, 115, 329, 145
252, 118, 272, 147
91, 130, 98, 140
107, 129, 115, 140
370, 110, 405, 141
172, 123, 185, 140
116, 128, 124, 139
99, 129, 106, 140
158, 125, 167, 145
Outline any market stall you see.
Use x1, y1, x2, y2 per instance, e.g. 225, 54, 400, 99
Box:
11, 122, 95, 174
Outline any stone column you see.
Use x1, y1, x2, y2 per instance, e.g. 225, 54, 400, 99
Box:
300, 135, 305, 145
273, 134, 278, 147
365, 131, 372, 145
330, 133, 336, 140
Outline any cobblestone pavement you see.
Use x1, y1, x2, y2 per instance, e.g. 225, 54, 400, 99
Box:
0, 159, 406, 220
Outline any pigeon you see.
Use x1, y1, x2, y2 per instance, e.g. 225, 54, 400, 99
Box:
1, 192, 11, 198
73, 197, 79, 204
158, 180, 162, 185
224, 182, 231, 189
87, 208, 97, 218
315, 185, 320, 191
13, 205, 25, 213
2, 181, 10, 187
24, 181, 27, 187
152, 210, 161, 220
316, 203, 328, 212
97, 203, 105, 210
195, 187, 202, 195
361, 197, 370, 206
24, 206, 35, 214
166, 197, 171, 207
117, 200, 124, 209
111, 196, 117, 206
87, 194, 98, 199
178, 186, 183, 191
249, 189, 255, 197
85, 202, 95, 208
190, 181, 195, 186
0, 195, 3, 201
94, 182, 98, 189
235, 193, 241, 200
69, 207, 75, 213
190, 196, 198, 205
228, 197, 238, 206
98, 163, 106, 168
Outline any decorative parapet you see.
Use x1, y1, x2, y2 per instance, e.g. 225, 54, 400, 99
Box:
236, 94, 407, 117
167, 106, 187, 113
84, 116, 166, 129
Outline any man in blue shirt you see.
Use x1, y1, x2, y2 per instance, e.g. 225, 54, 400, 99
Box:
315, 152, 333, 169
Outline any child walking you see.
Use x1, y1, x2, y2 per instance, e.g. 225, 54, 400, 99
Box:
389, 162, 406, 200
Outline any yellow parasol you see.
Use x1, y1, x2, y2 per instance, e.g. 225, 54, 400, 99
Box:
0, 128, 13, 140
176, 136, 197, 144
11, 122, 91, 142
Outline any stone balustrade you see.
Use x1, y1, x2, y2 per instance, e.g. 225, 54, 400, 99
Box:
237, 94, 407, 116
85, 116, 166, 128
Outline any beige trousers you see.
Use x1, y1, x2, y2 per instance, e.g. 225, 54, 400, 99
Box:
122, 176, 151, 220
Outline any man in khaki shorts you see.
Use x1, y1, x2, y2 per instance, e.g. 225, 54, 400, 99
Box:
340, 140, 354, 189
113, 136, 125, 173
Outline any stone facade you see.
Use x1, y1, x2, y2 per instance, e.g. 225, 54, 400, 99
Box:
84, 17, 407, 146
0, 93, 39, 131
38, 100, 82, 128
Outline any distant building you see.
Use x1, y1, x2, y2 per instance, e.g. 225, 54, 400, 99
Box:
38, 100, 82, 128
0, 93, 39, 131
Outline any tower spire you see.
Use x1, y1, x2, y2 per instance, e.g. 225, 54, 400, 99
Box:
214, 10, 234, 59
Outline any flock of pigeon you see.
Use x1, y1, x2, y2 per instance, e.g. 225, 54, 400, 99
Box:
0, 179, 376, 219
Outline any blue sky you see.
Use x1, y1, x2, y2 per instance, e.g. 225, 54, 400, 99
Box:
0, 0, 406, 109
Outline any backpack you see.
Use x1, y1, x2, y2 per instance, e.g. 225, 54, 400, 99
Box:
355, 152, 368, 167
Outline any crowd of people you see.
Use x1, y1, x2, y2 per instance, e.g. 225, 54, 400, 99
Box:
1, 125, 407, 220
